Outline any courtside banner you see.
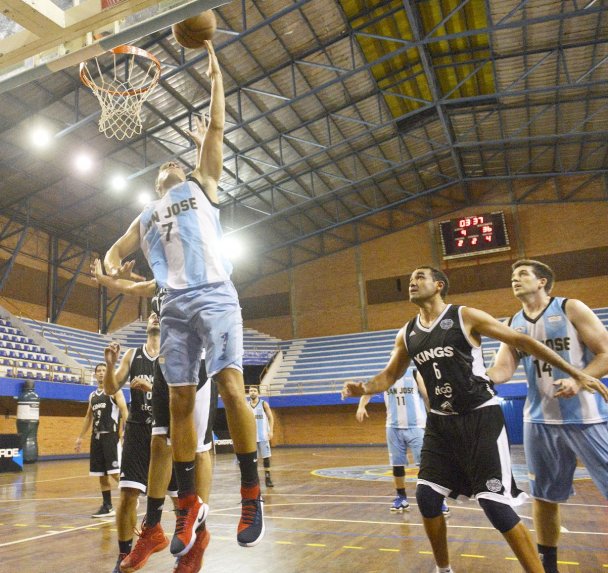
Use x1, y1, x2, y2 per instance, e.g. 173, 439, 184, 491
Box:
0, 434, 23, 472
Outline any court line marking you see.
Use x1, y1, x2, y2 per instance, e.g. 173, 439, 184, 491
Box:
211, 508, 608, 536
0, 517, 114, 547
0, 496, 107, 503
0, 474, 91, 486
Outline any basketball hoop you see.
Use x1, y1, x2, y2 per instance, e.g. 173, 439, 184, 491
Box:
80, 45, 161, 140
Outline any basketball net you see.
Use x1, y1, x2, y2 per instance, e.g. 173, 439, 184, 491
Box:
80, 45, 161, 140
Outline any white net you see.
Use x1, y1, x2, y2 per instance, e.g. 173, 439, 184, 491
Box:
81, 48, 160, 140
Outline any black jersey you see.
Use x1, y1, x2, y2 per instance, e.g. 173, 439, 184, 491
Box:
404, 304, 494, 415
90, 388, 119, 433
126, 345, 156, 425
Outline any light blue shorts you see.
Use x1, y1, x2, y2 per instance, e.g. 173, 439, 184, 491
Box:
159, 281, 243, 385
257, 440, 271, 459
386, 426, 424, 467
524, 421, 608, 502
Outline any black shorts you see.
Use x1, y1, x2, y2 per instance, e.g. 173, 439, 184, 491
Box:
89, 432, 120, 476
119, 421, 152, 493
418, 404, 525, 505
152, 360, 217, 453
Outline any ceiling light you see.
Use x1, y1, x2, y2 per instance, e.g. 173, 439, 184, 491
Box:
110, 175, 127, 191
74, 153, 93, 173
31, 127, 52, 149
221, 236, 246, 261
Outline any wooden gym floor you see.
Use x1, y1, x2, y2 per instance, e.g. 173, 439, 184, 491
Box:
0, 446, 606, 573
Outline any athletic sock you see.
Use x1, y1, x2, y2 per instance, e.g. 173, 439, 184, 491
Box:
236, 451, 259, 487
119, 539, 133, 555
174, 460, 196, 498
102, 490, 112, 507
265, 470, 271, 479
436, 566, 453, 573
397, 488, 406, 497
146, 497, 165, 527
538, 544, 558, 573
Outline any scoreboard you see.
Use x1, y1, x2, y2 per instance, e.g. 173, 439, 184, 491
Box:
439, 211, 510, 260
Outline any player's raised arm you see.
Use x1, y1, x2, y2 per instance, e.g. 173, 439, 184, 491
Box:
91, 258, 156, 297
103, 344, 134, 395
189, 41, 223, 203
104, 215, 142, 276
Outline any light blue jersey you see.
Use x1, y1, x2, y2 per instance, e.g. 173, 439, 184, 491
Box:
510, 297, 608, 425
384, 375, 427, 429
250, 398, 269, 442
140, 178, 232, 290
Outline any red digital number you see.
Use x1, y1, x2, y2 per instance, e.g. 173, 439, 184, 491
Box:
470, 237, 478, 246
482, 225, 492, 234
456, 239, 464, 247
484, 235, 492, 243
458, 219, 466, 228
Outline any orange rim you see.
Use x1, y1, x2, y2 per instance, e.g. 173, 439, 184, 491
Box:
79, 44, 161, 96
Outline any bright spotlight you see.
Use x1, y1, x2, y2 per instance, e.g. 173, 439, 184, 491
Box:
74, 153, 94, 173
31, 127, 52, 149
137, 191, 152, 205
222, 236, 245, 261
110, 175, 127, 191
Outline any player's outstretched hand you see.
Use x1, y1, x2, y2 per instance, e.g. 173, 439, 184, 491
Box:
204, 40, 220, 76
341, 380, 366, 400
115, 260, 135, 279
74, 437, 82, 453
566, 373, 608, 402
90, 259, 103, 283
186, 115, 206, 150
355, 407, 369, 423
105, 342, 120, 368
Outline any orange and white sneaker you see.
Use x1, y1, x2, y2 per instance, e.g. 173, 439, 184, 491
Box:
170, 495, 208, 557
173, 527, 211, 573
120, 520, 169, 573
237, 484, 264, 547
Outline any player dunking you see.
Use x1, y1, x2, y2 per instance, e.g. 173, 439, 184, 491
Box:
342, 266, 607, 573
104, 41, 263, 554
488, 259, 608, 573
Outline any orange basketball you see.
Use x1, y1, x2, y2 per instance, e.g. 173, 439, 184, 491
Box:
172, 10, 216, 49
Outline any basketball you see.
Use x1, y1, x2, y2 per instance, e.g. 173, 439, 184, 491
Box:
172, 10, 216, 49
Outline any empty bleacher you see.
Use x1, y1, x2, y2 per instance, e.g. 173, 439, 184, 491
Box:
0, 317, 82, 383
22, 318, 112, 378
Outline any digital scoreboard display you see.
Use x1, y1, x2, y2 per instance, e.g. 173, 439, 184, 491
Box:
439, 211, 510, 260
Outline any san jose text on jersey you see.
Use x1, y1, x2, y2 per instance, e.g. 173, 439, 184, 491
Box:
404, 305, 494, 415
139, 177, 232, 290
384, 376, 427, 428
510, 297, 608, 425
